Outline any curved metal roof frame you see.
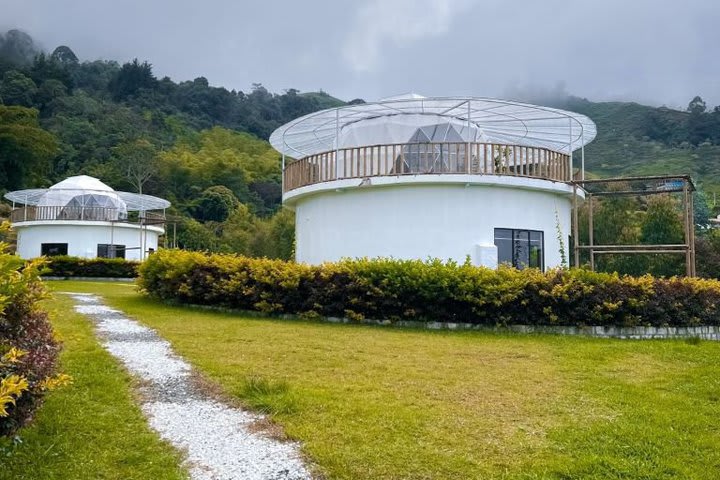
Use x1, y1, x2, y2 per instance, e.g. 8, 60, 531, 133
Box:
270, 96, 597, 158
5, 188, 171, 211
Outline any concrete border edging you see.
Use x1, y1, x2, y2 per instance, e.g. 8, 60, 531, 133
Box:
167, 301, 720, 340
42, 276, 136, 282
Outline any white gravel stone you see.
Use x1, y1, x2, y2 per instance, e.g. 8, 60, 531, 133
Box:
104, 340, 191, 382
68, 294, 99, 303
66, 292, 313, 480
74, 304, 120, 315
97, 317, 153, 335
146, 400, 310, 480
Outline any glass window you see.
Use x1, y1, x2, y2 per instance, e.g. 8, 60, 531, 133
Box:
495, 228, 513, 266
41, 243, 68, 256
529, 231, 544, 269
97, 244, 126, 259
494, 229, 544, 270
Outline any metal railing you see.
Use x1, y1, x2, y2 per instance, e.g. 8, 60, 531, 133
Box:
283, 142, 571, 193
10, 206, 166, 227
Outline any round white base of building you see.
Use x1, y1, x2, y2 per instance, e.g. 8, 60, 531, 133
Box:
284, 175, 578, 269
13, 221, 164, 261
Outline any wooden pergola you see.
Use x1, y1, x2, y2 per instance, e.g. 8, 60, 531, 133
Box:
571, 175, 696, 277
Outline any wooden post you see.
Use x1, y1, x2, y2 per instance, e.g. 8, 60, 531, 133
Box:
683, 182, 692, 277
689, 186, 696, 276
573, 183, 579, 268
588, 193, 595, 271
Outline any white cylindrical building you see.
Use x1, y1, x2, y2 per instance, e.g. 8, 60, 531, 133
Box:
271, 95, 596, 270
5, 175, 170, 261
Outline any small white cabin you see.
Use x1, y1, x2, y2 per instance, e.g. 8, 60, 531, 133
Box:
5, 175, 170, 261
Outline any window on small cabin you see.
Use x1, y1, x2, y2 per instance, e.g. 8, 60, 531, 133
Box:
494, 229, 544, 270
41, 243, 68, 256
97, 244, 126, 259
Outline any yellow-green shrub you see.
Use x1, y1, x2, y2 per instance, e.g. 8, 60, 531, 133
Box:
0, 229, 62, 437
138, 249, 720, 327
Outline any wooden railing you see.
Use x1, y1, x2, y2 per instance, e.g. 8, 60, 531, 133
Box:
10, 206, 166, 226
283, 142, 572, 193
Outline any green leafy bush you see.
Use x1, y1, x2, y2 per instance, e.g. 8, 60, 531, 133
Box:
138, 249, 720, 327
1, 234, 62, 437
42, 256, 139, 278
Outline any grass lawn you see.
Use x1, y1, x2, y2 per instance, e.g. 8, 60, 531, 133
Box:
53, 281, 720, 480
0, 287, 188, 480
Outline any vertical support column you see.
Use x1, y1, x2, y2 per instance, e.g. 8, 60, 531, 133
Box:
572, 183, 579, 268
581, 130, 585, 181
335, 108, 340, 180
588, 193, 595, 271
466, 100, 472, 174
568, 117, 573, 181
683, 182, 692, 277
281, 153, 285, 193
689, 185, 696, 276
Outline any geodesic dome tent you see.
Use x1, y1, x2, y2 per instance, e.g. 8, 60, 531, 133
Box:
401, 123, 467, 173
59, 193, 127, 221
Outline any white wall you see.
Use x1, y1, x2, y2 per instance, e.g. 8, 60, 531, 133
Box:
14, 221, 163, 261
288, 177, 574, 269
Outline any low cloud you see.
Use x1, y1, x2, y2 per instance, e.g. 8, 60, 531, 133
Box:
342, 0, 474, 73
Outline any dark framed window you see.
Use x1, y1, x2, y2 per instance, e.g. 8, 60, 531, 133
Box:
494, 228, 544, 270
41, 243, 68, 256
97, 244, 126, 259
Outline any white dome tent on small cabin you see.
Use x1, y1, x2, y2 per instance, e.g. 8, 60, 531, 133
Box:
5, 175, 170, 261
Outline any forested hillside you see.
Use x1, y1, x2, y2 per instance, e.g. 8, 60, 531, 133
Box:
546, 96, 720, 202
2, 28, 720, 264
0, 29, 344, 257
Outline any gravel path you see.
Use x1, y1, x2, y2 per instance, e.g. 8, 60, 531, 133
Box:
67, 293, 313, 480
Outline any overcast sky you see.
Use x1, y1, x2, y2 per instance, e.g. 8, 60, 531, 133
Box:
2, 0, 718, 108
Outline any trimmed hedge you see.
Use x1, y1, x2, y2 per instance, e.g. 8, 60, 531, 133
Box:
138, 249, 720, 328
42, 256, 139, 278
1, 247, 61, 437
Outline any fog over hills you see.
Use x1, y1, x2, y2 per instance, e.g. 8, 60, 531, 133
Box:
2, 0, 719, 107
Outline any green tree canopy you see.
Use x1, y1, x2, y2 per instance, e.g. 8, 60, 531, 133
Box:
194, 186, 239, 222
50, 45, 79, 65
108, 59, 158, 101
158, 127, 280, 211
0, 105, 58, 189
0, 70, 37, 106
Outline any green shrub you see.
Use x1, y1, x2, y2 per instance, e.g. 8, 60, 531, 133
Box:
42, 256, 139, 278
0, 230, 63, 437
138, 249, 720, 328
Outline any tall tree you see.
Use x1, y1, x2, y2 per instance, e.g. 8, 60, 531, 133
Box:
0, 70, 37, 106
111, 139, 157, 194
0, 105, 58, 190
687, 96, 712, 145
0, 30, 38, 66
50, 45, 79, 65
108, 59, 158, 101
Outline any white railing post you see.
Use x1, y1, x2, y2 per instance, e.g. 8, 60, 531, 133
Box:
568, 117, 574, 181
335, 108, 340, 180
